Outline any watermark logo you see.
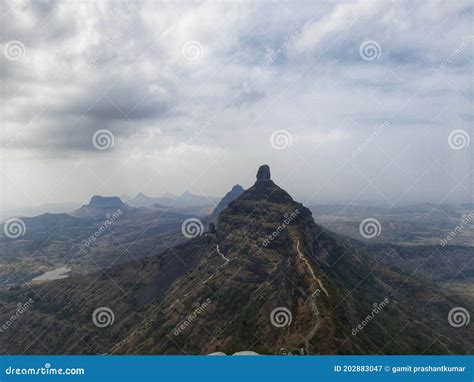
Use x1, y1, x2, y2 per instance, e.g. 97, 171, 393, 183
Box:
4, 40, 26, 61
262, 209, 300, 247
178, 120, 212, 153
172, 298, 212, 336
261, 31, 300, 69
181, 218, 204, 238
181, 41, 203, 61
270, 129, 292, 150
270, 307, 292, 328
359, 218, 381, 239
3, 218, 26, 239
439, 34, 474, 69
359, 40, 381, 61
448, 307, 470, 328
5, 363, 85, 376
448, 129, 470, 150
92, 307, 115, 328
352, 298, 389, 336
352, 120, 389, 158
83, 209, 122, 248
0, 298, 33, 333
83, 34, 120, 71
92, 129, 115, 150
440, 212, 474, 246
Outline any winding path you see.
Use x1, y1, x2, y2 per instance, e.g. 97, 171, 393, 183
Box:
199, 244, 230, 285
295, 240, 329, 354
296, 241, 328, 297
216, 244, 230, 263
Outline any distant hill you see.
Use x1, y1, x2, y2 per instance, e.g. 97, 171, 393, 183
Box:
207, 184, 245, 224
0, 202, 82, 221
127, 193, 173, 208
71, 195, 134, 219
128, 191, 219, 208
212, 185, 245, 215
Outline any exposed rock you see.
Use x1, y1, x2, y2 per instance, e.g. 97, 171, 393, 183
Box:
71, 195, 131, 219
89, 195, 125, 208
256, 164, 271, 182
208, 223, 216, 234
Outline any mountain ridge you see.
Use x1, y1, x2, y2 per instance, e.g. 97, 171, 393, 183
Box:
0, 165, 471, 355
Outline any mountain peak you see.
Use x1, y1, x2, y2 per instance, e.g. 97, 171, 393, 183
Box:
256, 164, 271, 182
233, 165, 292, 203
231, 184, 244, 192
89, 195, 124, 208
209, 184, 246, 221
71, 195, 129, 219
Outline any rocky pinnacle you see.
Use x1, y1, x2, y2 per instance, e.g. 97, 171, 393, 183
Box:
256, 164, 271, 182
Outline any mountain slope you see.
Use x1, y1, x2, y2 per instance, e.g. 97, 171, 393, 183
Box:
207, 184, 244, 225
0, 165, 471, 355
212, 185, 244, 216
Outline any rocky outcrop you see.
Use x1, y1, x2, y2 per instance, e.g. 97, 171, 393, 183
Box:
89, 195, 125, 208
256, 164, 271, 181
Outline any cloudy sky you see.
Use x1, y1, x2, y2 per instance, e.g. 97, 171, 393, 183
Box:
1, 0, 472, 210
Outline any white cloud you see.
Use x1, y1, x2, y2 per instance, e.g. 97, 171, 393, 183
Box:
293, 0, 380, 53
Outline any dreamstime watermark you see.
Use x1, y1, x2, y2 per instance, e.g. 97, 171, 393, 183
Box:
440, 212, 474, 247
5, 364, 85, 376
181, 218, 204, 238
352, 120, 390, 158
181, 40, 203, 61
3, 218, 26, 239
270, 307, 292, 328
439, 34, 474, 69
92, 307, 115, 328
83, 34, 120, 71
261, 31, 300, 69
262, 209, 300, 247
172, 298, 212, 336
359, 40, 381, 61
3, 40, 26, 61
92, 129, 115, 150
352, 297, 389, 336
447, 307, 470, 328
178, 120, 212, 153
83, 209, 122, 248
359, 218, 382, 239
0, 298, 34, 333
270, 129, 292, 150
448, 129, 470, 150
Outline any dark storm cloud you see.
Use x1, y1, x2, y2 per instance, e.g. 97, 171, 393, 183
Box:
59, 83, 175, 122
